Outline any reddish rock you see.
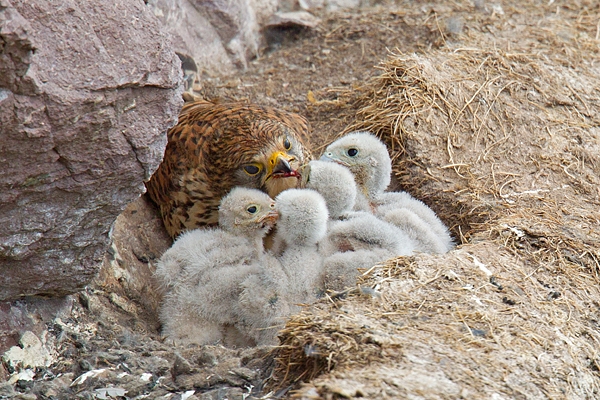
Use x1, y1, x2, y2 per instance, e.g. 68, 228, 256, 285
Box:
0, 0, 183, 301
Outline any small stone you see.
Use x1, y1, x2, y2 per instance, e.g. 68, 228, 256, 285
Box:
94, 387, 128, 399
298, 0, 325, 10
172, 353, 194, 377
16, 379, 34, 390
199, 387, 245, 400
109, 293, 138, 314
2, 331, 54, 370
176, 390, 198, 400
0, 382, 16, 397
229, 366, 257, 381
13, 394, 37, 400
78, 293, 91, 309
194, 350, 217, 367
266, 11, 320, 28
326, 0, 360, 11
70, 369, 108, 386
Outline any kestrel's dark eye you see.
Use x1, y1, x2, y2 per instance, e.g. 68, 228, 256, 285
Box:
247, 205, 258, 214
283, 138, 292, 150
244, 165, 260, 175
347, 148, 359, 157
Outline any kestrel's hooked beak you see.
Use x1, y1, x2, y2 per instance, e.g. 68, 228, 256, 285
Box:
268, 151, 300, 178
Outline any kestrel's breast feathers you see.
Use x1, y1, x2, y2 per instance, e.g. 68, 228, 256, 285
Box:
146, 100, 312, 238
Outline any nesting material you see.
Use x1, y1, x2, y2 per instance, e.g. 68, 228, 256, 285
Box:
274, 244, 600, 398
269, 2, 600, 397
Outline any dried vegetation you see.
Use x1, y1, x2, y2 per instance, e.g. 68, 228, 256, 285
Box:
269, 1, 600, 398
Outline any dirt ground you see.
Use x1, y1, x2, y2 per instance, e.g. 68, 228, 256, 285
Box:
3, 0, 600, 399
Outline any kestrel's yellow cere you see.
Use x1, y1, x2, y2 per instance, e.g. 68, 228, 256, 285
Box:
145, 100, 311, 238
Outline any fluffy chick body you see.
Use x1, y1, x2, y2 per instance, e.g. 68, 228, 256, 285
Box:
156, 187, 286, 346
303, 160, 416, 290
272, 188, 329, 305
321, 131, 454, 254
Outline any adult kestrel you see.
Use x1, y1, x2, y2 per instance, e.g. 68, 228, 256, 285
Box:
145, 100, 311, 238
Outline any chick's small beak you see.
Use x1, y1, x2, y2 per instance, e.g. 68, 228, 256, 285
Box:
269, 151, 299, 178
320, 152, 334, 162
320, 152, 350, 167
257, 209, 279, 228
320, 152, 348, 167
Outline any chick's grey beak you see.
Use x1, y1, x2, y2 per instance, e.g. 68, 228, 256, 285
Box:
320, 152, 348, 167
320, 152, 334, 162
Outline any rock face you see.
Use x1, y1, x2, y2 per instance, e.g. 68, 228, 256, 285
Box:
0, 0, 183, 301
147, 0, 278, 73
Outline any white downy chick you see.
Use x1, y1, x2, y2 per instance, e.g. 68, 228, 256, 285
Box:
302, 159, 416, 291
302, 160, 412, 256
237, 256, 291, 346
272, 188, 329, 305
377, 191, 454, 253
157, 187, 282, 346
301, 160, 358, 220
320, 248, 390, 291
320, 131, 391, 211
321, 131, 454, 254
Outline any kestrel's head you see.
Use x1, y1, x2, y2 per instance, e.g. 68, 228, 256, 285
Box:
232, 121, 307, 198
218, 187, 279, 237
320, 131, 392, 200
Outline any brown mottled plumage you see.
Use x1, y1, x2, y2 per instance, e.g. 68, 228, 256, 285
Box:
146, 100, 311, 238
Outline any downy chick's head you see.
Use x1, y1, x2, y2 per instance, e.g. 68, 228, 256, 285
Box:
302, 160, 357, 219
320, 131, 391, 200
218, 187, 279, 237
275, 189, 329, 246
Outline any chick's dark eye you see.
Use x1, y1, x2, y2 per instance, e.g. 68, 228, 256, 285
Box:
284, 138, 292, 150
247, 205, 258, 214
347, 148, 359, 157
244, 165, 260, 175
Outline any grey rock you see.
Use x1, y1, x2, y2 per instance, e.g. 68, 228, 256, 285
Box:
0, 0, 183, 301
172, 352, 195, 377
266, 11, 321, 28
0, 382, 16, 397
96, 196, 171, 320
147, 0, 278, 72
0, 296, 73, 354
199, 387, 246, 400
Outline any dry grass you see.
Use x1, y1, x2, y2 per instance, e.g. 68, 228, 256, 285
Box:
267, 1, 600, 398
270, 243, 600, 398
